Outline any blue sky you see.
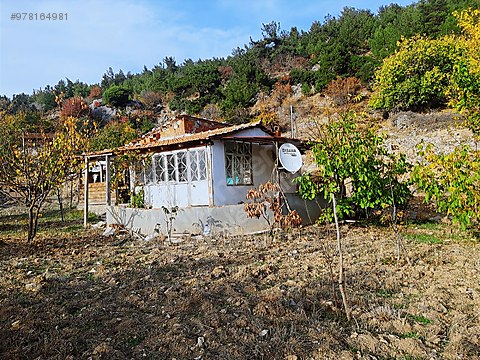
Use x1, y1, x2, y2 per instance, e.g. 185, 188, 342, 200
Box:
0, 0, 417, 98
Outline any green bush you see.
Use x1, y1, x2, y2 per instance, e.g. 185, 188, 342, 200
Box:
296, 112, 411, 220
102, 85, 132, 107
370, 35, 465, 110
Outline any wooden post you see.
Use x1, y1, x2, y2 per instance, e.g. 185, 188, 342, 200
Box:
84, 156, 89, 227
105, 154, 111, 206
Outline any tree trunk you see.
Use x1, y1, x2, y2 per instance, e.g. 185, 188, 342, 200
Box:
27, 205, 35, 243
332, 193, 351, 321
27, 205, 40, 243
57, 187, 64, 222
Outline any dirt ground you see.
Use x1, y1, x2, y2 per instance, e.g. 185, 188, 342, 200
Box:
0, 214, 479, 359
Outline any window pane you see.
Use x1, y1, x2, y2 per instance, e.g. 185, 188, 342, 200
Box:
166, 154, 176, 181
225, 153, 233, 185
154, 155, 165, 183
198, 149, 207, 180
177, 151, 188, 182
224, 142, 252, 185
190, 151, 199, 181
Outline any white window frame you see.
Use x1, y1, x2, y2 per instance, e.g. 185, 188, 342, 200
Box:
148, 148, 207, 185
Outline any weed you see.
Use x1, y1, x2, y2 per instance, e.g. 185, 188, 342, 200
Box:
128, 335, 145, 347
408, 314, 432, 325
401, 331, 419, 339
62, 224, 83, 232
376, 289, 395, 298
409, 220, 440, 231
404, 233, 442, 244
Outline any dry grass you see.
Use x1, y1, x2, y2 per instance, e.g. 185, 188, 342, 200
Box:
0, 210, 479, 359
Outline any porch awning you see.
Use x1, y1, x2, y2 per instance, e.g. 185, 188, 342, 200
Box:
220, 135, 306, 151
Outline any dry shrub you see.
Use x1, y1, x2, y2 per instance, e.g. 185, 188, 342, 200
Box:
253, 110, 278, 126
60, 97, 90, 119
88, 85, 102, 99
325, 76, 363, 106
218, 65, 233, 82
263, 54, 309, 75
140, 91, 163, 109
244, 181, 302, 235
272, 81, 292, 105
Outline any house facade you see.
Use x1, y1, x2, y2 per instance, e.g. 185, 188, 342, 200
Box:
84, 115, 322, 236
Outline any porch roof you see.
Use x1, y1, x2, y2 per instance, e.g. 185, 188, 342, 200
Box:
85, 119, 306, 156
119, 121, 272, 152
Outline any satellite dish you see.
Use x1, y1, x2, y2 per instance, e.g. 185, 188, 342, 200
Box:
279, 143, 302, 174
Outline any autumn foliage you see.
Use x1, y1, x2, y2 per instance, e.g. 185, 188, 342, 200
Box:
60, 96, 90, 119
325, 76, 363, 106
0, 113, 89, 242
88, 85, 102, 99
244, 181, 302, 236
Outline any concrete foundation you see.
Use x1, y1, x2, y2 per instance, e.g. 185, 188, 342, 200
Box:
106, 195, 324, 236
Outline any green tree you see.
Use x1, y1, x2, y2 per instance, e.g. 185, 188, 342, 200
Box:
89, 120, 138, 152
296, 113, 411, 220
33, 89, 56, 112
412, 144, 480, 229
370, 34, 465, 110
102, 85, 132, 107
411, 9, 480, 230
369, 4, 422, 60
221, 53, 271, 121
448, 8, 480, 135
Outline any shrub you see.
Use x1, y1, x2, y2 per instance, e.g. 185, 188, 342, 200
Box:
88, 85, 102, 99
370, 35, 465, 110
296, 112, 411, 220
60, 97, 89, 119
325, 76, 364, 106
102, 85, 132, 107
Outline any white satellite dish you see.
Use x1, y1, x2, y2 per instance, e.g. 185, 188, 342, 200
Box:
278, 143, 302, 174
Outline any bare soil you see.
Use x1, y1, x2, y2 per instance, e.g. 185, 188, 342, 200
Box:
1, 215, 479, 359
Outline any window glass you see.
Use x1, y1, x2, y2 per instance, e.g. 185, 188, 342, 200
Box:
198, 149, 207, 181
154, 154, 165, 183
224, 142, 252, 185
189, 151, 199, 181
166, 154, 176, 181
177, 151, 188, 182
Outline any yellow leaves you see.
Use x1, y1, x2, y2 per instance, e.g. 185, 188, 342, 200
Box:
253, 110, 278, 126
0, 112, 93, 203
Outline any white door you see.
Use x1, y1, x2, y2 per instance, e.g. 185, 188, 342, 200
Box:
188, 148, 209, 206
145, 148, 210, 208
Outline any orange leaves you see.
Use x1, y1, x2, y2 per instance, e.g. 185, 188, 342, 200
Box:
60, 97, 90, 119
325, 76, 364, 107
244, 181, 302, 231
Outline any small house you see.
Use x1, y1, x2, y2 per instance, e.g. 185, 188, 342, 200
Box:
83, 115, 322, 236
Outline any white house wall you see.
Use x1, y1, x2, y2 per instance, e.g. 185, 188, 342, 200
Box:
211, 128, 275, 206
